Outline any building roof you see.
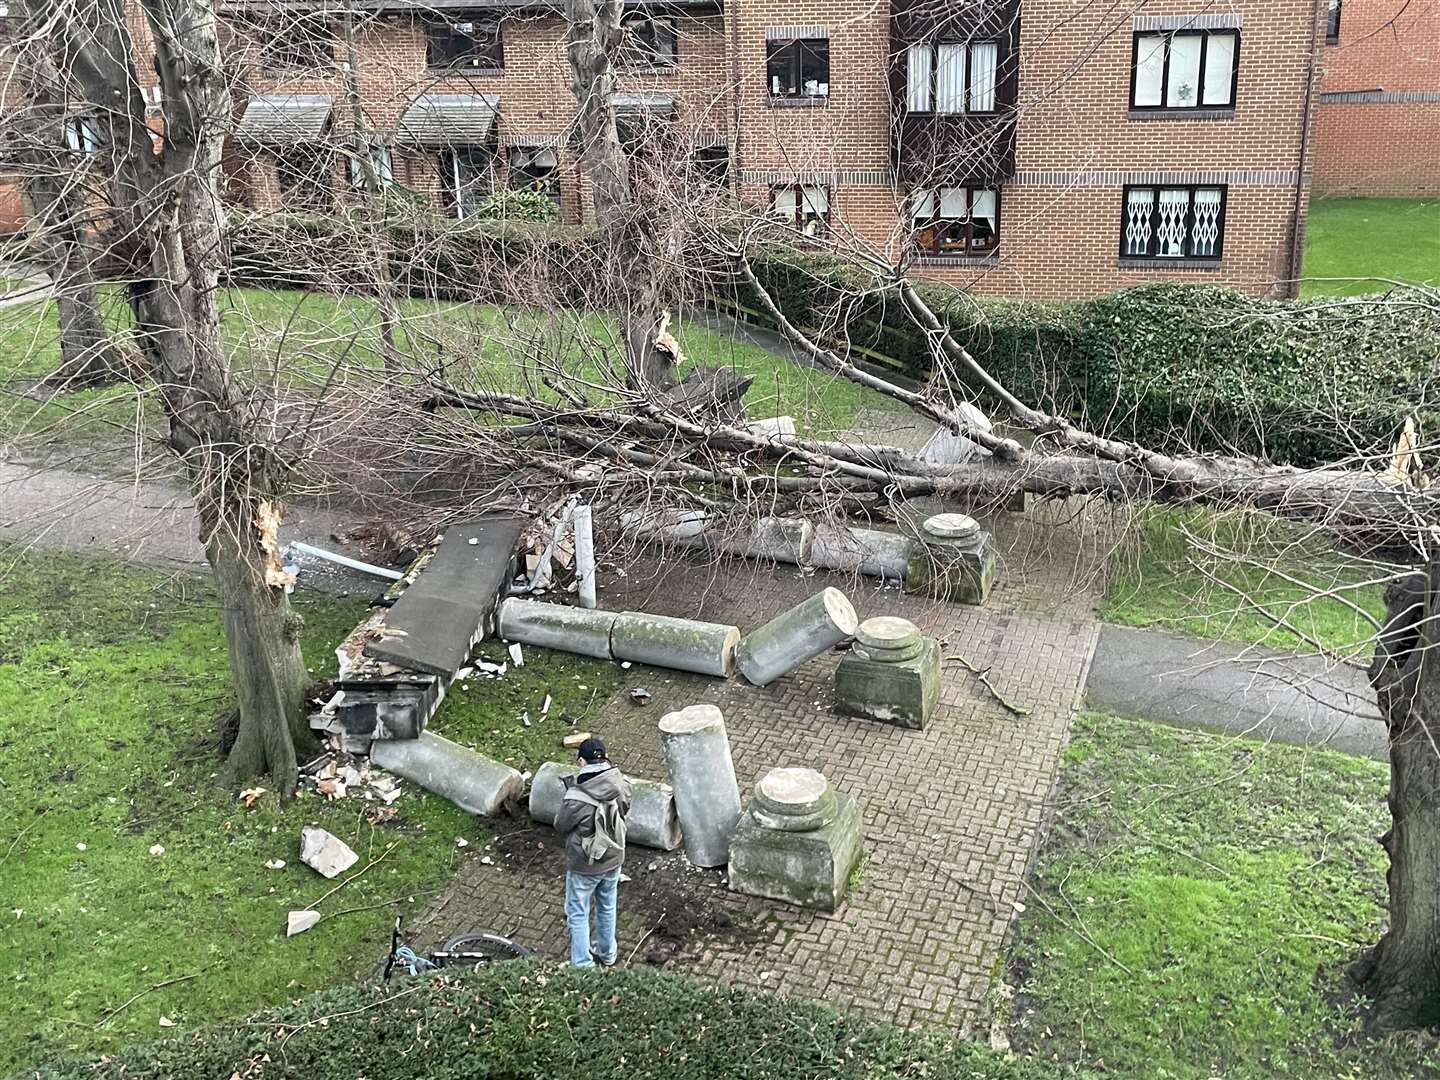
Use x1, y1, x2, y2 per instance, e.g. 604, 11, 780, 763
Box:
398, 94, 500, 148
234, 95, 334, 145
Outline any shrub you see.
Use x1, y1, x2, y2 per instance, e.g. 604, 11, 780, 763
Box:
469, 187, 562, 223
32, 962, 1055, 1080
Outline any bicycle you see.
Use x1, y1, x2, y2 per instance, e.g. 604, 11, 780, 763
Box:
382, 914, 530, 982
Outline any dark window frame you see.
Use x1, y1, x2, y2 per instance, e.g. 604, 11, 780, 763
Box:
1128, 29, 1241, 111
439, 146, 497, 219
618, 13, 678, 70
911, 185, 1001, 256
692, 144, 730, 188
262, 17, 334, 70
769, 183, 830, 236
1326, 0, 1342, 45
508, 145, 561, 202
424, 16, 504, 71
275, 145, 334, 212
63, 115, 102, 155
1118, 183, 1228, 261
766, 38, 830, 101
904, 39, 1003, 116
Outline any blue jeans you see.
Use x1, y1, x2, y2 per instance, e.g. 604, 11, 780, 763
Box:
565, 867, 620, 967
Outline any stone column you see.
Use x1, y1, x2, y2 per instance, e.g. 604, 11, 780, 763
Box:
904, 513, 996, 605
573, 504, 597, 609
610, 612, 741, 676
497, 598, 617, 659
728, 767, 863, 912
734, 586, 858, 687
833, 615, 942, 729
808, 525, 915, 580
658, 704, 742, 867
371, 732, 524, 816
528, 761, 683, 851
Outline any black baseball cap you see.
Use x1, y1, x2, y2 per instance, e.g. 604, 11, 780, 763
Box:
577, 737, 607, 763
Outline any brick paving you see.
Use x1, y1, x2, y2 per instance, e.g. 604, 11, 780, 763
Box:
427, 529, 1100, 1033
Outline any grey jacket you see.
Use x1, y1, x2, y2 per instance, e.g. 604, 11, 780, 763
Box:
554, 762, 634, 875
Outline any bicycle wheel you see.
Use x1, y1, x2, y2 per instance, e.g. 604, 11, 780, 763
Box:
435, 931, 530, 966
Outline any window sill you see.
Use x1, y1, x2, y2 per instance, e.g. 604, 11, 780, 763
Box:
1117, 257, 1221, 271
617, 63, 680, 75
1127, 108, 1235, 121
428, 64, 504, 76
767, 96, 829, 108
915, 253, 1000, 267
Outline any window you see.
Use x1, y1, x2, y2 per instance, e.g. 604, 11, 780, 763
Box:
770, 185, 828, 236
263, 18, 333, 69
63, 116, 101, 154
425, 18, 503, 70
1326, 0, 1342, 44
619, 14, 677, 69
1131, 30, 1238, 110
911, 187, 998, 256
509, 146, 560, 201
906, 40, 999, 114
348, 145, 394, 190
275, 147, 333, 212
1121, 185, 1225, 260
692, 145, 730, 187
766, 38, 829, 100
441, 148, 495, 219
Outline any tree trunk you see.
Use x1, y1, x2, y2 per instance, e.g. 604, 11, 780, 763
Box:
1356, 559, 1440, 1030
564, 0, 674, 390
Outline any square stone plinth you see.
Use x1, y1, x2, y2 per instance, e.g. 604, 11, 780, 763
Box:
905, 534, 997, 606
833, 636, 941, 729
727, 792, 863, 912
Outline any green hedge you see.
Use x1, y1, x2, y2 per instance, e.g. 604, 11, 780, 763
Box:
225, 215, 1440, 468
30, 962, 1058, 1080
731, 245, 1440, 468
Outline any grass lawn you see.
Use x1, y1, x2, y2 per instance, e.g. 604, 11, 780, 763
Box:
1098, 505, 1390, 656
0, 286, 880, 467
1009, 711, 1438, 1079
0, 545, 620, 1073
1301, 197, 1439, 296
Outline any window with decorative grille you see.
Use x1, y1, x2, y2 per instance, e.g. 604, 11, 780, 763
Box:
905, 41, 999, 114
911, 187, 999, 255
426, 19, 503, 70
1131, 30, 1238, 109
770, 185, 829, 236
767, 39, 829, 100
1121, 185, 1226, 260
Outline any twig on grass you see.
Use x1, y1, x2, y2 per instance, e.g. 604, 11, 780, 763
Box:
1020, 879, 1133, 976
324, 887, 444, 920
95, 965, 219, 1028
945, 653, 1030, 716
304, 840, 399, 911
1, 809, 48, 868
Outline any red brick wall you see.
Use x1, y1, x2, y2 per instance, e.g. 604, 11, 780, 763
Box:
1314, 0, 1440, 195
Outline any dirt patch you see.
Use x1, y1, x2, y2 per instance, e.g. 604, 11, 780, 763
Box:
486, 815, 771, 966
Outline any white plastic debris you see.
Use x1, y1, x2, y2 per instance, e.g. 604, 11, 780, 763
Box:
265, 858, 287, 870
287, 910, 322, 937
75, 842, 87, 852
148, 844, 165, 856
157, 1015, 176, 1028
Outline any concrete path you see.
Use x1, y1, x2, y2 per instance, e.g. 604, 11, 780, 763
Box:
1085, 623, 1386, 758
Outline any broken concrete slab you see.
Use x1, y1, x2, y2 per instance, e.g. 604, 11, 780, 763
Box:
299, 826, 358, 879
287, 909, 322, 936
528, 761, 683, 851
498, 598, 618, 660
658, 705, 742, 868
735, 586, 858, 687
370, 732, 524, 817
728, 768, 863, 912
610, 611, 741, 677
364, 517, 522, 677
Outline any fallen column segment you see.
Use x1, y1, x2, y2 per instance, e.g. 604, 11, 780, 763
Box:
659, 705, 743, 868
370, 732, 523, 816
528, 761, 683, 851
610, 611, 741, 677
734, 586, 858, 687
497, 598, 618, 659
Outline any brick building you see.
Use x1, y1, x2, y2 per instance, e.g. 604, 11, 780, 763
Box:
1314, 0, 1440, 196
5, 1, 1332, 298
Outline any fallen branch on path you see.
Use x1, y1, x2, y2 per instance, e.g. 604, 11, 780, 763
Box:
945, 653, 1030, 716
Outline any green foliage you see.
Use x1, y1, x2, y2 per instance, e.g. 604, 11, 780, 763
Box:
470, 187, 561, 223
1011, 712, 1440, 1079
34, 963, 1060, 1079
1301, 197, 1439, 296
1099, 505, 1388, 653
0, 546, 611, 1072
736, 248, 1440, 468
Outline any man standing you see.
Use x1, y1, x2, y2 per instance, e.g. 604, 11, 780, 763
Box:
554, 736, 634, 968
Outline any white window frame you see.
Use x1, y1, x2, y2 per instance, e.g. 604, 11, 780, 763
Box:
905, 40, 1000, 115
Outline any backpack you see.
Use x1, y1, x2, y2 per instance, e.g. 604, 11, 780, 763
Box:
565, 785, 627, 863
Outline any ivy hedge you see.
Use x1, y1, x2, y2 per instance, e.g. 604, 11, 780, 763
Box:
31, 962, 1058, 1080
226, 214, 1440, 468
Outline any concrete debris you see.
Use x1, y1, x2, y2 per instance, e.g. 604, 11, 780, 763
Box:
630, 687, 652, 705
148, 844, 165, 856
299, 826, 359, 879
265, 858, 287, 870
561, 731, 592, 749
508, 642, 525, 667
287, 909, 322, 937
